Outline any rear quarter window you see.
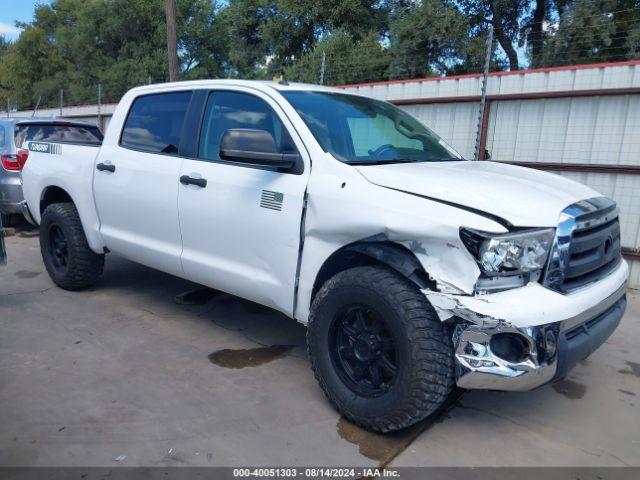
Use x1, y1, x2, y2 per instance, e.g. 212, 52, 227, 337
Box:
0, 125, 5, 149
14, 124, 103, 148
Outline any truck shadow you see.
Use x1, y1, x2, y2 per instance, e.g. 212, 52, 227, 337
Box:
97, 253, 308, 357
96, 253, 465, 458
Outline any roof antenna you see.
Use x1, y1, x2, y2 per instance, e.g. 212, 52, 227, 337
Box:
32, 96, 41, 117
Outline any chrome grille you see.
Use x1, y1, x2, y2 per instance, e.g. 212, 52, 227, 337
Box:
544, 197, 622, 293
563, 216, 621, 291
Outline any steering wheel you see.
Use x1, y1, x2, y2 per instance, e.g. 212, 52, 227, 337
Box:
368, 144, 396, 158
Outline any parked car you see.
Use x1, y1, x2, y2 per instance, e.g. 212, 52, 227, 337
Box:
20, 81, 628, 432
0, 118, 103, 226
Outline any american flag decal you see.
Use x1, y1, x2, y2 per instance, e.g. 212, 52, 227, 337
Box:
260, 190, 284, 211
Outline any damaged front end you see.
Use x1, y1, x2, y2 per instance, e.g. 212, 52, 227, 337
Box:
419, 197, 628, 391
426, 288, 561, 390
424, 259, 628, 391
452, 321, 559, 390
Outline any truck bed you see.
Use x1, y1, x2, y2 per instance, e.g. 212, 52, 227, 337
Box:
21, 141, 105, 253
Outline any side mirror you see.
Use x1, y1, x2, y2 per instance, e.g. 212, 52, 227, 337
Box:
219, 129, 300, 170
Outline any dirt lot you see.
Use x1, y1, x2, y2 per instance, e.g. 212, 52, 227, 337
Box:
1, 227, 639, 467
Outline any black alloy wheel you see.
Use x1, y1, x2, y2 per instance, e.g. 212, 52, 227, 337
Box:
47, 224, 69, 273
330, 306, 398, 397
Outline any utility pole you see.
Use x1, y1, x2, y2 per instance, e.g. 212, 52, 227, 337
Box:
59, 89, 64, 117
6, 98, 9, 117
474, 25, 493, 161
166, 0, 179, 82
319, 51, 326, 85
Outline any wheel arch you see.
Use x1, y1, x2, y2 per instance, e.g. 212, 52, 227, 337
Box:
40, 185, 75, 216
38, 184, 106, 254
311, 239, 436, 304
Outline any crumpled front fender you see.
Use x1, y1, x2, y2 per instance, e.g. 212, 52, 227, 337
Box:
423, 259, 628, 329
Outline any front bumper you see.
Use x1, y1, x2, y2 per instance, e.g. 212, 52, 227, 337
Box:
453, 292, 626, 390
424, 260, 628, 391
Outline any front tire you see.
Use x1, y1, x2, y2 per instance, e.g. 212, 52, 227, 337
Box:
307, 266, 455, 432
40, 203, 104, 290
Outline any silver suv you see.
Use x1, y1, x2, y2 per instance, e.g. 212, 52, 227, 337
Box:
0, 118, 28, 226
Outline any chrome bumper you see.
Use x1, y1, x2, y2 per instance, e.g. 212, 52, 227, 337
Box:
453, 284, 627, 391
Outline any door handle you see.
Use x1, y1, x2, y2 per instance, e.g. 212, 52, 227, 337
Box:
180, 175, 207, 188
96, 163, 116, 172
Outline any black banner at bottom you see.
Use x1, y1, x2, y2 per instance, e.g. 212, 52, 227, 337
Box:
0, 467, 639, 480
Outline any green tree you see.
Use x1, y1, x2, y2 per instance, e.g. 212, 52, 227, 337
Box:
0, 35, 9, 57
1, 0, 227, 109
388, 0, 490, 79
458, 0, 529, 71
520, 0, 551, 68
540, 0, 640, 66
220, 0, 390, 79
218, 0, 272, 78
178, 0, 229, 79
0, 25, 68, 109
283, 30, 392, 85
4, 0, 639, 110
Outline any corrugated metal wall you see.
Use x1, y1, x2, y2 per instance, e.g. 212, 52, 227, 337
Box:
342, 61, 640, 288
402, 103, 479, 159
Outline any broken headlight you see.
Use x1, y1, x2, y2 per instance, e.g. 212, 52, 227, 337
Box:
460, 228, 555, 276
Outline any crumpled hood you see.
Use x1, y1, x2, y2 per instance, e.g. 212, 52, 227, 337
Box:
356, 160, 601, 227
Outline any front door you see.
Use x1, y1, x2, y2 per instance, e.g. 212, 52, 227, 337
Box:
93, 91, 192, 277
178, 88, 310, 315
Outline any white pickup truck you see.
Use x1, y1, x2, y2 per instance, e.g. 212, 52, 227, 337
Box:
21, 80, 628, 432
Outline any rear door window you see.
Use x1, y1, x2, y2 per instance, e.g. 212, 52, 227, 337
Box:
0, 125, 5, 149
120, 91, 192, 154
14, 123, 103, 148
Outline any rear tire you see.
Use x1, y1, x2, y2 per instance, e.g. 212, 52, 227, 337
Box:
307, 265, 455, 433
40, 203, 104, 290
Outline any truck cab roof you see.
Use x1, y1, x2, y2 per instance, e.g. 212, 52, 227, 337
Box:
0, 117, 99, 128
125, 79, 352, 97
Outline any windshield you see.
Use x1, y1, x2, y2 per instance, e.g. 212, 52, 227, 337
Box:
281, 91, 462, 165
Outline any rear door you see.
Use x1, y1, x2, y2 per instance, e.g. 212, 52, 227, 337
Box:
177, 88, 310, 315
93, 91, 192, 277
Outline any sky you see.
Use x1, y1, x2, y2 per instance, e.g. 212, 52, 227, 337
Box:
0, 0, 50, 40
